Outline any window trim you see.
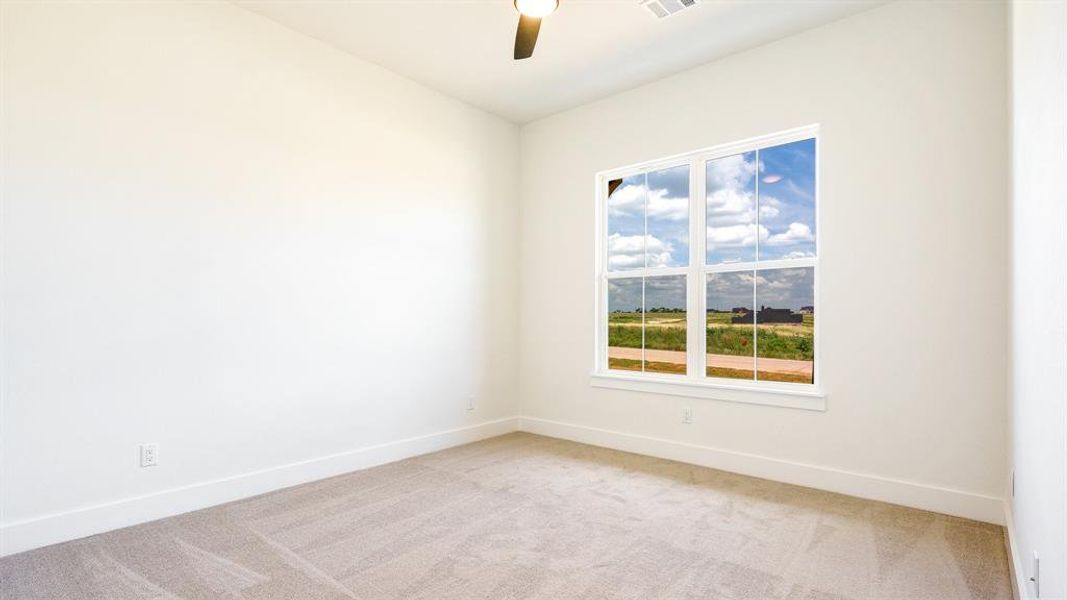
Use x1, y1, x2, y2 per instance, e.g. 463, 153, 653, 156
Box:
592, 124, 824, 410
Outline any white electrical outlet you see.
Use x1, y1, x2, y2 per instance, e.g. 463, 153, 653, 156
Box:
466, 395, 475, 411
140, 443, 159, 468
1030, 552, 1040, 597
682, 407, 693, 424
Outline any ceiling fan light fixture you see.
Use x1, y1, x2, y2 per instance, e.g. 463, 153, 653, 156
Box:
514, 0, 558, 18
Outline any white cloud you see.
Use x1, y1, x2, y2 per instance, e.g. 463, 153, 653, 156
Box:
707, 188, 755, 227
763, 278, 794, 291
609, 184, 687, 221
644, 274, 686, 304
608, 233, 648, 254
706, 154, 757, 229
759, 204, 780, 219
706, 153, 821, 237
706, 271, 755, 296
646, 188, 688, 221
780, 250, 815, 260
647, 253, 673, 268
757, 195, 783, 222
706, 224, 768, 250
753, 268, 814, 307
608, 255, 644, 270
707, 154, 756, 189
607, 233, 674, 269
765, 222, 814, 246
607, 184, 644, 217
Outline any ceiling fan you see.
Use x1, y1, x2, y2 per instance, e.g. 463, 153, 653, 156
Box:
513, 0, 559, 60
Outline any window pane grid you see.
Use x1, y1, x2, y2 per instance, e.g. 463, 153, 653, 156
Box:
643, 274, 687, 375
607, 274, 687, 376
754, 267, 814, 384
605, 163, 691, 377
704, 264, 815, 385
607, 277, 644, 373
599, 128, 817, 390
702, 137, 816, 386
607, 165, 690, 274
706, 271, 755, 382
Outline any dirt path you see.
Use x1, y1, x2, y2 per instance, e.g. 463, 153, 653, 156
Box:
608, 347, 813, 376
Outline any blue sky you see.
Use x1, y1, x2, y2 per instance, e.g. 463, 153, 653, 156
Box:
706, 138, 816, 264
607, 139, 815, 314
608, 138, 815, 271
607, 165, 689, 271
757, 139, 817, 260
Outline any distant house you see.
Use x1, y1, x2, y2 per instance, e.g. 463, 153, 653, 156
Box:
799, 306, 814, 314
733, 306, 802, 324
727, 307, 752, 324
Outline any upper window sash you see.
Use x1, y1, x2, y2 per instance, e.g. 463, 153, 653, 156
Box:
605, 163, 692, 274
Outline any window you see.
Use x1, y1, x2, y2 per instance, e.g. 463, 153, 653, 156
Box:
595, 126, 821, 408
606, 165, 690, 376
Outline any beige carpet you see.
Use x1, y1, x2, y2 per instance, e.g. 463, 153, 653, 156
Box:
0, 433, 1010, 599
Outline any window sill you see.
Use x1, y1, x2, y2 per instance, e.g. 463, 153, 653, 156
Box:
589, 371, 826, 411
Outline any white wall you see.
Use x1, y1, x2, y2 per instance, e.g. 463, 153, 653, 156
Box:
0, 0, 1023, 561
0, 1, 518, 554
518, 0, 1009, 521
1008, 0, 1067, 597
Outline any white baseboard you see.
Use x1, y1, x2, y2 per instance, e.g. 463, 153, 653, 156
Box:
0, 417, 519, 558
518, 416, 1005, 525
1003, 501, 1028, 600
3, 415, 1007, 558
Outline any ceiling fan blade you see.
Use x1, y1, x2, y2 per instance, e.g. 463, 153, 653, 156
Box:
514, 14, 541, 60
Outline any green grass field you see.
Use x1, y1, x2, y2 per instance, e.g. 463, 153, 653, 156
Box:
607, 311, 814, 361
607, 324, 687, 351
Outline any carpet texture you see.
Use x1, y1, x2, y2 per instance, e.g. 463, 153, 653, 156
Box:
0, 432, 1011, 599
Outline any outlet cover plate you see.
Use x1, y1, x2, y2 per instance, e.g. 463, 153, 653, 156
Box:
140, 443, 159, 468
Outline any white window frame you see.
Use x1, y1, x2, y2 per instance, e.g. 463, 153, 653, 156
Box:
591, 125, 825, 411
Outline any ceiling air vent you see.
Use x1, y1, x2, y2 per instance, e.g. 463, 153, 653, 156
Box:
639, 0, 698, 19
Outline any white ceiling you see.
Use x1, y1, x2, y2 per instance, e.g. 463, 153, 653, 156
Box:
237, 0, 886, 123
